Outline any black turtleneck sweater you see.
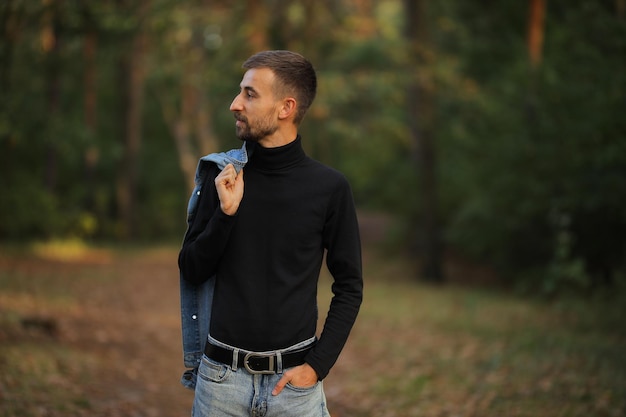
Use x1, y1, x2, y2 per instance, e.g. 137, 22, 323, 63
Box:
178, 137, 362, 380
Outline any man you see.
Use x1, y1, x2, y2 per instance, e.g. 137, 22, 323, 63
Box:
178, 50, 363, 417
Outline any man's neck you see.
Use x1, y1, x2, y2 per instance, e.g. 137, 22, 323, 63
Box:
257, 124, 298, 148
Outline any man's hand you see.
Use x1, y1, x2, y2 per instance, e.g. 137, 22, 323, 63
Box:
272, 363, 318, 396
215, 164, 244, 216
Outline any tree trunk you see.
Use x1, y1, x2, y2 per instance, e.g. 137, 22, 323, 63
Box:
169, 83, 200, 197
116, 2, 148, 239
83, 24, 99, 211
404, 0, 443, 282
527, 0, 546, 69
0, 0, 18, 99
246, 0, 268, 52
194, 91, 219, 159
525, 0, 546, 132
160, 28, 220, 197
42, 0, 60, 193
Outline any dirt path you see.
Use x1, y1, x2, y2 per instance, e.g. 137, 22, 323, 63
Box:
6, 234, 622, 417
6, 246, 355, 417
1, 214, 390, 416
60, 248, 195, 416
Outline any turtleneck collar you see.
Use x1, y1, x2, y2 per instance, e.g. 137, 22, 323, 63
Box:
247, 135, 306, 171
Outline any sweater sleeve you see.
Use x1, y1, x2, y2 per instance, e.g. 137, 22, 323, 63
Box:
305, 177, 363, 380
178, 166, 238, 285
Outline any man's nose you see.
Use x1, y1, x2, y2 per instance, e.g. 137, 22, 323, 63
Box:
230, 95, 243, 112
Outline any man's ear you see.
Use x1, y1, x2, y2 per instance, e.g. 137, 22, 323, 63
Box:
278, 97, 297, 120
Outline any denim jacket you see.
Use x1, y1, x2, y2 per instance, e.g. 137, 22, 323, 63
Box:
179, 142, 249, 390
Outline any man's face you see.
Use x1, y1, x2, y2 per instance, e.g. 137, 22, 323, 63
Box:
230, 68, 280, 143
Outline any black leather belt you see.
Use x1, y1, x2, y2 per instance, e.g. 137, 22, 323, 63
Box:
204, 342, 311, 375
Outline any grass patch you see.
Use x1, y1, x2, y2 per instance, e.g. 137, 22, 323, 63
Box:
0, 244, 624, 417
0, 344, 94, 416
320, 250, 626, 417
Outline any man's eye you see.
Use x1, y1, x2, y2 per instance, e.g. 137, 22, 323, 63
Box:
246, 92, 254, 99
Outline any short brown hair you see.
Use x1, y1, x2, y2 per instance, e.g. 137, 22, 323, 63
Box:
243, 50, 317, 125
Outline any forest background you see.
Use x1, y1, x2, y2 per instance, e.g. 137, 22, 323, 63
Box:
1, 0, 625, 294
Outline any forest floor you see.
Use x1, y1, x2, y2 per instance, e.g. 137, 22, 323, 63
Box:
1, 213, 625, 417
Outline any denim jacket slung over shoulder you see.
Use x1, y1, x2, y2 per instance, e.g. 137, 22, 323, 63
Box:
179, 142, 249, 390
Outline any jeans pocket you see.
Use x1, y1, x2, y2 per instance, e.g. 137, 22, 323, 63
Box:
285, 380, 319, 393
198, 355, 231, 383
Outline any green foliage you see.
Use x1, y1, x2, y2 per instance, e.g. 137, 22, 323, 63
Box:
433, 0, 626, 292
311, 36, 415, 211
1, 0, 624, 293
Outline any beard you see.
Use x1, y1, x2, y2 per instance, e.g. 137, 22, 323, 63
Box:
234, 112, 278, 142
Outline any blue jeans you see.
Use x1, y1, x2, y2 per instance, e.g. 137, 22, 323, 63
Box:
192, 357, 330, 417
192, 337, 330, 417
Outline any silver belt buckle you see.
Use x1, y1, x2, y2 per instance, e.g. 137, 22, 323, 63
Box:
243, 352, 276, 375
